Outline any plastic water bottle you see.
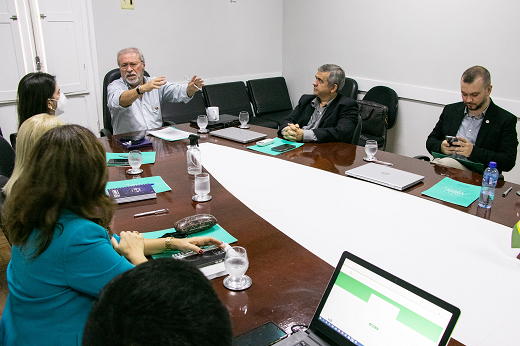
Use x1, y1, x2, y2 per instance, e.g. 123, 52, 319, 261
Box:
478, 161, 499, 208
187, 134, 201, 175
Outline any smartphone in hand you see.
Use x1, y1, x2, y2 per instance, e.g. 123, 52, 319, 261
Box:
445, 135, 459, 146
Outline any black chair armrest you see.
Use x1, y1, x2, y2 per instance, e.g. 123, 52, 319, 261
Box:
413, 155, 431, 162
100, 128, 112, 137
163, 121, 176, 127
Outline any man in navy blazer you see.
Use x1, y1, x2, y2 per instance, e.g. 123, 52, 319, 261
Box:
278, 64, 359, 143
426, 66, 518, 172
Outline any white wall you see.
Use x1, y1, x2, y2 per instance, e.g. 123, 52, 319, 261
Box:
282, 0, 520, 183
91, 0, 283, 86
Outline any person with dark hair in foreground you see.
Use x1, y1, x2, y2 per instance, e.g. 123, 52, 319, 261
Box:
0, 124, 223, 346
278, 64, 359, 143
426, 65, 518, 172
16, 72, 67, 127
83, 259, 233, 346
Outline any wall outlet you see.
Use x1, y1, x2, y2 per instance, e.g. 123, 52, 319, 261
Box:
121, 0, 134, 10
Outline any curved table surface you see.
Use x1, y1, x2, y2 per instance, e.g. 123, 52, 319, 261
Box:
103, 124, 520, 346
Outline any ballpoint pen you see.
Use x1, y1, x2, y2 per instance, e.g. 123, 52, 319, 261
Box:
134, 208, 169, 218
184, 76, 202, 90
502, 186, 512, 197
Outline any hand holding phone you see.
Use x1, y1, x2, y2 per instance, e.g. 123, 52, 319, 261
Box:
445, 135, 459, 146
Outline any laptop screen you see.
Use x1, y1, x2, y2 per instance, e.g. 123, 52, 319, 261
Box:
312, 252, 460, 346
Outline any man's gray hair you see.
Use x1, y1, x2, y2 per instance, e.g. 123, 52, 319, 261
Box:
461, 66, 491, 88
117, 47, 145, 65
318, 64, 345, 91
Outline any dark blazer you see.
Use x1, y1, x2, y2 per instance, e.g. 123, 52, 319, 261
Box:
278, 94, 359, 143
426, 99, 518, 172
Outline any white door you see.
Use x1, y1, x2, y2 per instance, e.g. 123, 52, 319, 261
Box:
0, 0, 27, 102
36, 0, 88, 94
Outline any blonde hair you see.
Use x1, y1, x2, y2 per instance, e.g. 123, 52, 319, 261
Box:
3, 113, 65, 196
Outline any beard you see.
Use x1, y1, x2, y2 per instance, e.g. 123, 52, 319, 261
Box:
124, 70, 144, 87
466, 96, 488, 112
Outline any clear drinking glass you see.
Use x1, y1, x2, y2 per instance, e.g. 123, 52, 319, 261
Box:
126, 150, 143, 174
238, 111, 250, 129
223, 246, 252, 290
197, 114, 209, 133
192, 173, 212, 202
364, 140, 378, 161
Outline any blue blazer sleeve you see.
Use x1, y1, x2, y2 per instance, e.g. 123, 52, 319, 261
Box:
63, 219, 134, 296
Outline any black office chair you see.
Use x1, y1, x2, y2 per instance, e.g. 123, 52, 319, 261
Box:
246, 77, 293, 128
203, 81, 278, 129
338, 77, 359, 100
10, 133, 17, 151
101, 68, 151, 137
351, 114, 362, 145
358, 86, 398, 150
364, 86, 398, 130
161, 91, 207, 124
0, 135, 15, 178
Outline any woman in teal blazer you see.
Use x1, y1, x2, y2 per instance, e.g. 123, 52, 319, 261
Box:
0, 125, 222, 345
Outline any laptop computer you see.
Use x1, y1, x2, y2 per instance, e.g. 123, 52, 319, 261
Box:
190, 114, 240, 130
345, 163, 424, 191
210, 127, 267, 144
276, 251, 461, 346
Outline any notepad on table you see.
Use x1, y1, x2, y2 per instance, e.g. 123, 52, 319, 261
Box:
422, 177, 480, 207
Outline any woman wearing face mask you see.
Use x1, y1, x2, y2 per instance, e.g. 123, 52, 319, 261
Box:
16, 72, 67, 128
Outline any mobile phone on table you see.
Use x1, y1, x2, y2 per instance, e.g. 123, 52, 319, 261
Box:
445, 135, 459, 146
233, 321, 287, 346
119, 135, 144, 145
271, 144, 296, 152
107, 158, 129, 165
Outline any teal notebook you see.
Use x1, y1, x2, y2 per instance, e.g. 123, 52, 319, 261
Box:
105, 176, 171, 194
142, 225, 237, 259
106, 152, 156, 166
247, 137, 303, 156
422, 177, 481, 207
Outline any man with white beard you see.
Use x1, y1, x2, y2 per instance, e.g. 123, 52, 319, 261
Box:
107, 47, 204, 135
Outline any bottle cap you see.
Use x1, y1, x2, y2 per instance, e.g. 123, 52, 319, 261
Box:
489, 161, 497, 168
188, 134, 199, 146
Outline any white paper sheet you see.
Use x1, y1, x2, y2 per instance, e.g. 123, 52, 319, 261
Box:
148, 127, 190, 141
200, 143, 520, 346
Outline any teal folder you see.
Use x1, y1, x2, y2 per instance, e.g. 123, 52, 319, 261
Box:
422, 177, 480, 207
247, 137, 303, 155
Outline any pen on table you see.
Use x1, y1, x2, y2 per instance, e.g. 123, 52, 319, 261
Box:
184, 76, 202, 90
134, 208, 169, 218
502, 186, 513, 197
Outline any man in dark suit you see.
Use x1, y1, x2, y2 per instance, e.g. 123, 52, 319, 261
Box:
278, 64, 359, 143
426, 66, 518, 172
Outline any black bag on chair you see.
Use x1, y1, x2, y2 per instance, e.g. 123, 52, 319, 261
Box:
357, 100, 388, 148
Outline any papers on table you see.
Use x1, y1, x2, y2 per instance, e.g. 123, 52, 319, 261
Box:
421, 177, 480, 207
247, 137, 303, 155
148, 127, 190, 141
105, 176, 171, 194
106, 152, 156, 166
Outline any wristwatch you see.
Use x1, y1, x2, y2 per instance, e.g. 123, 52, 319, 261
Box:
136, 86, 142, 95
